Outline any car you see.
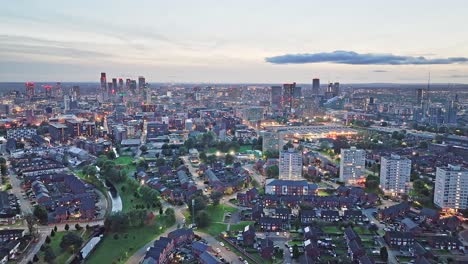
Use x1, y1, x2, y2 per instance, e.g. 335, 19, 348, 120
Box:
238, 256, 244, 261
276, 232, 280, 236
216, 248, 221, 253
219, 242, 225, 247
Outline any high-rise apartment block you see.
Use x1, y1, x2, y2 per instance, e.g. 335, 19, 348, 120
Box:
339, 147, 366, 185
434, 165, 468, 210
380, 154, 411, 195
279, 148, 303, 180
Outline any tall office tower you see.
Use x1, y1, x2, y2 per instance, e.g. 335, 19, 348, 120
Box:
293, 86, 302, 98
112, 78, 118, 93
64, 95, 70, 111
446, 100, 458, 124
118, 78, 124, 93
130, 80, 137, 94
138, 76, 146, 91
126, 79, 131, 91
416, 88, 423, 105
55, 82, 62, 97
43, 85, 52, 98
71, 86, 80, 100
100, 73, 107, 92
108, 82, 114, 95
279, 148, 303, 180
434, 165, 468, 210
282, 83, 296, 114
312, 78, 320, 95
25, 82, 35, 99
428, 107, 443, 125
380, 154, 411, 196
339, 147, 366, 185
326, 83, 333, 93
333, 82, 340, 96
270, 86, 282, 113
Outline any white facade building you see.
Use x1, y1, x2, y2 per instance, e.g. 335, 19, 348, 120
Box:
434, 165, 468, 210
279, 148, 303, 180
339, 147, 366, 185
380, 154, 411, 195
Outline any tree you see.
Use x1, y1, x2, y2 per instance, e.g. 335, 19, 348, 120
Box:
33, 205, 48, 225
50, 229, 55, 237
45, 235, 51, 244
319, 141, 330, 151
33, 254, 39, 262
60, 232, 83, 250
165, 208, 176, 224
106, 150, 116, 160
64, 224, 69, 231
54, 226, 57, 232
283, 141, 294, 150
333, 136, 350, 154
199, 152, 207, 162
140, 145, 148, 153
264, 150, 279, 159
44, 246, 56, 263
292, 244, 300, 259
155, 158, 166, 166
75, 223, 82, 231
0, 164, 7, 176
195, 210, 211, 228
380, 246, 388, 261
210, 191, 223, 206
25, 214, 37, 237
369, 224, 378, 232
266, 165, 279, 178
188, 194, 208, 215
224, 154, 234, 165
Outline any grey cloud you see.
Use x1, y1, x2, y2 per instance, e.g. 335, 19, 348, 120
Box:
373, 70, 388, 73
265, 50, 468, 65
0, 35, 110, 59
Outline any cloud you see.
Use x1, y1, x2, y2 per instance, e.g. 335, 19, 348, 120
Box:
373, 70, 388, 73
265, 50, 468, 65
0, 35, 110, 60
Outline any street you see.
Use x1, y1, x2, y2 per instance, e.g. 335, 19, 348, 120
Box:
8, 165, 32, 215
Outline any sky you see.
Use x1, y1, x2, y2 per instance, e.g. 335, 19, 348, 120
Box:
1, 0, 468, 83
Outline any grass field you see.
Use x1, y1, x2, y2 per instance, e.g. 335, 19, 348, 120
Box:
87, 215, 172, 264
199, 222, 228, 237
317, 189, 333, 196
323, 226, 342, 234
39, 230, 87, 264
239, 145, 253, 153
205, 204, 238, 222
115, 156, 134, 165
230, 221, 255, 232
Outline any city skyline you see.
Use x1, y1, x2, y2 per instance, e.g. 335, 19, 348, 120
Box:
1, 0, 468, 83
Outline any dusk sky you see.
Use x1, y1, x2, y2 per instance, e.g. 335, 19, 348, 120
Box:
1, 0, 468, 83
